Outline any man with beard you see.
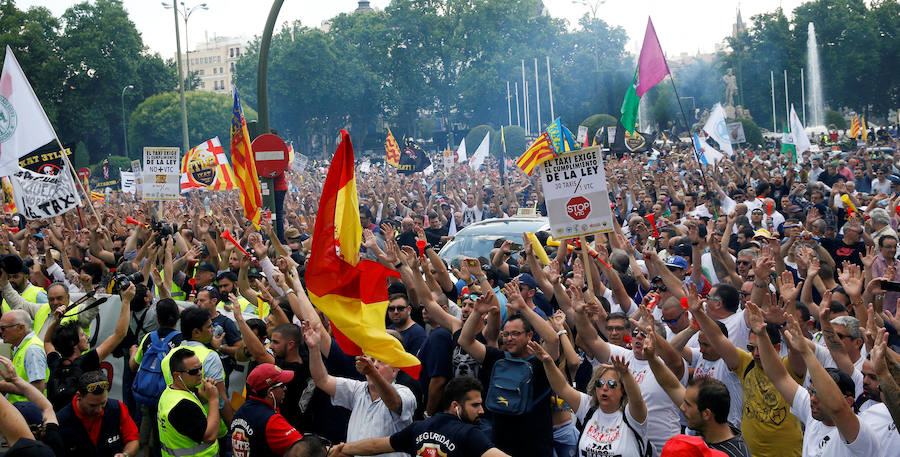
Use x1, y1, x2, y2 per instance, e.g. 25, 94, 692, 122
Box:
332, 376, 509, 457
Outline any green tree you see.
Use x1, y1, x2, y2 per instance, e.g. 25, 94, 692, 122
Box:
490, 125, 526, 157
128, 91, 257, 158
74, 141, 90, 169
824, 109, 847, 129
581, 114, 617, 142
735, 118, 763, 146
56, 0, 176, 162
465, 125, 494, 156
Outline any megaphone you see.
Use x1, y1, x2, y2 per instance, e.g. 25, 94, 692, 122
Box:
125, 216, 148, 228
840, 194, 858, 214
5, 227, 19, 234
221, 230, 252, 257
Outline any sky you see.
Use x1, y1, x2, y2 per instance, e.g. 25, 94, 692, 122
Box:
23, 0, 808, 59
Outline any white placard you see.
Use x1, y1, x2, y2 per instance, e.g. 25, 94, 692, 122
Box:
120, 171, 136, 193
576, 125, 588, 144
10, 164, 82, 220
292, 152, 308, 173
540, 146, 614, 239
142, 147, 180, 200
130, 160, 142, 196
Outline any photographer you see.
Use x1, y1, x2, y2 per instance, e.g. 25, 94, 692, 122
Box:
1, 269, 101, 339
43, 282, 134, 411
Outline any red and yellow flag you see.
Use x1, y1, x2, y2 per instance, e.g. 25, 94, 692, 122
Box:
305, 130, 421, 378
384, 129, 401, 168
860, 116, 868, 142
230, 89, 262, 228
516, 132, 554, 176
181, 137, 237, 192
849, 115, 860, 138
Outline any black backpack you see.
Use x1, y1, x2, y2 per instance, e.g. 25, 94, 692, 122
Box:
47, 358, 84, 411
577, 405, 653, 457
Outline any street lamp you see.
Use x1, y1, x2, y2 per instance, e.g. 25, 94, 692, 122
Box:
161, 1, 190, 157
121, 84, 134, 157
163, 2, 207, 89
571, 0, 606, 21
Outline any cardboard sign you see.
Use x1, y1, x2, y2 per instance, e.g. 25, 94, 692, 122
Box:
540, 146, 613, 239
10, 163, 82, 220
142, 147, 180, 200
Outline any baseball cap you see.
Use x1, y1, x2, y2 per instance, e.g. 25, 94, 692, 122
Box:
664, 256, 688, 270
660, 435, 728, 457
517, 273, 538, 289
13, 401, 42, 426
753, 228, 776, 240
195, 261, 217, 273
247, 363, 294, 393
285, 227, 302, 239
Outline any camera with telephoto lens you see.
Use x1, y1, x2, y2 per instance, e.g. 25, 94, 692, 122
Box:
114, 272, 144, 293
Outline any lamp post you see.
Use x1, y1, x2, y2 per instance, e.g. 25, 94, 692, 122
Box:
161, 1, 190, 156
181, 2, 207, 88
121, 84, 134, 157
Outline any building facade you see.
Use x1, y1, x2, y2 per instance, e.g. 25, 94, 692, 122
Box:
181, 36, 246, 94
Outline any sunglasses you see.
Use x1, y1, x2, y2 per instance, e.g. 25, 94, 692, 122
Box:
387, 306, 408, 312
746, 344, 758, 352
736, 260, 753, 266
594, 378, 619, 389
662, 314, 683, 326
84, 380, 109, 394
631, 329, 648, 338
0, 324, 20, 331
500, 330, 526, 338
179, 367, 203, 376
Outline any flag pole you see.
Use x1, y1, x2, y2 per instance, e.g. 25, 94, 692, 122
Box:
515, 83, 521, 127
770, 70, 777, 132
521, 60, 528, 135
54, 137, 105, 234
534, 58, 542, 131
506, 81, 512, 126
546, 56, 555, 121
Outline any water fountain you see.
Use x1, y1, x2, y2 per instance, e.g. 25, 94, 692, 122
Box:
807, 22, 825, 130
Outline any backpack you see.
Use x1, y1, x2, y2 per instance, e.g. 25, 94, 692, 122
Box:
47, 358, 83, 411
577, 405, 653, 457
132, 330, 181, 405
485, 352, 549, 415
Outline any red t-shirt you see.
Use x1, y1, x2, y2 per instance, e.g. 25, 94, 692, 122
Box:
265, 414, 303, 455
72, 396, 139, 446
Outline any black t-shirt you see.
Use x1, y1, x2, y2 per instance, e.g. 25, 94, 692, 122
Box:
39, 423, 65, 457
423, 226, 447, 248
416, 327, 452, 411
169, 398, 208, 444
397, 230, 418, 251
275, 358, 314, 431
481, 346, 552, 457
212, 313, 241, 374
2, 439, 55, 457
47, 349, 101, 410
821, 237, 866, 269
389, 413, 493, 457
707, 429, 753, 457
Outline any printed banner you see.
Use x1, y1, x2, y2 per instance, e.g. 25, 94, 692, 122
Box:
540, 146, 613, 239
727, 122, 746, 144
291, 152, 308, 173
9, 163, 82, 220
130, 160, 142, 196
120, 171, 135, 193
142, 147, 179, 200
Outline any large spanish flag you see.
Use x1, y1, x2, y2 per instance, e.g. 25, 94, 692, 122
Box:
305, 130, 421, 378
230, 89, 262, 228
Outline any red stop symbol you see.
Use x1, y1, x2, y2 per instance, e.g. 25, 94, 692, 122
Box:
566, 196, 591, 220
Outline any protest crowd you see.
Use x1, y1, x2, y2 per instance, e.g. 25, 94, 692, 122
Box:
0, 116, 898, 457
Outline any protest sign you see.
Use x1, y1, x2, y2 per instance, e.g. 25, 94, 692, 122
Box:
291, 152, 308, 173
130, 160, 142, 196
9, 163, 82, 220
120, 171, 136, 193
727, 122, 746, 143
539, 146, 613, 239
576, 125, 588, 144
142, 147, 179, 200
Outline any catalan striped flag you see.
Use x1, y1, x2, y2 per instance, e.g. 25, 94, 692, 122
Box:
384, 129, 401, 168
305, 130, 421, 378
180, 137, 237, 192
860, 116, 868, 142
230, 89, 262, 228
515, 117, 580, 176
90, 191, 105, 202
849, 115, 860, 138
516, 132, 553, 176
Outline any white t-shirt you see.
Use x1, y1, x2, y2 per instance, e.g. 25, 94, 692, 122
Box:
717, 310, 751, 351
609, 345, 684, 456
460, 204, 483, 227
790, 387, 882, 457
602, 288, 637, 317
688, 348, 743, 429
575, 392, 647, 457
858, 403, 900, 454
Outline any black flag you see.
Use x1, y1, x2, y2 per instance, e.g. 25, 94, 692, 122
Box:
397, 138, 431, 175
610, 118, 655, 155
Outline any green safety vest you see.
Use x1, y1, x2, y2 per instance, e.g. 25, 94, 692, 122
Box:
216, 297, 255, 316
155, 270, 186, 301
2, 285, 50, 334
161, 342, 216, 387
158, 387, 225, 457
9, 333, 48, 403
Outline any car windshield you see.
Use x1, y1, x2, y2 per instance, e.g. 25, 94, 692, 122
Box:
439, 217, 548, 264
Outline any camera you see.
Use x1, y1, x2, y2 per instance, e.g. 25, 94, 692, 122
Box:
114, 272, 144, 293
153, 221, 174, 245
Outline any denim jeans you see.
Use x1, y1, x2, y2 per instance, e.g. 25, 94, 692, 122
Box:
553, 419, 579, 457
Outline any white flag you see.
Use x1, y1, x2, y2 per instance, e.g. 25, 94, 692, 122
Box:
790, 104, 810, 161
469, 132, 490, 170
0, 46, 57, 177
701, 137, 724, 164
455, 138, 467, 163
702, 103, 734, 157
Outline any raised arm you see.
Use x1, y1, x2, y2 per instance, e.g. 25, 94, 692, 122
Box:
230, 294, 275, 364
95, 283, 134, 360
688, 283, 740, 370
458, 291, 496, 364
503, 279, 559, 360
527, 341, 583, 415
302, 321, 336, 397
748, 302, 799, 404
643, 327, 686, 407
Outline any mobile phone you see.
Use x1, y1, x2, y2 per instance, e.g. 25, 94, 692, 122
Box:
213, 324, 224, 338
882, 281, 900, 292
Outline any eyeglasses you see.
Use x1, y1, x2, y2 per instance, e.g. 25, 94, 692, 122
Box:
746, 344, 758, 352
387, 306, 408, 312
605, 325, 626, 332
0, 324, 19, 331
500, 330, 526, 338
271, 383, 286, 390
631, 329, 647, 338
83, 380, 109, 394
178, 367, 203, 376
736, 260, 753, 266
594, 378, 619, 389
836, 332, 854, 340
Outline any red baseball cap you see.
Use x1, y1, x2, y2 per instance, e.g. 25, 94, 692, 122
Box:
247, 364, 294, 393
660, 435, 728, 457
